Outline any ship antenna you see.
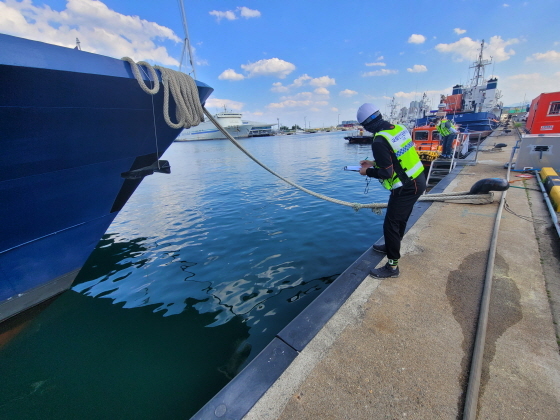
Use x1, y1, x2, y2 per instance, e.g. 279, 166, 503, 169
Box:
177, 0, 196, 79
75, 38, 81, 51
469, 39, 491, 87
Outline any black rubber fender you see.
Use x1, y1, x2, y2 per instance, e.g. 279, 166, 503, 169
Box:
469, 178, 510, 194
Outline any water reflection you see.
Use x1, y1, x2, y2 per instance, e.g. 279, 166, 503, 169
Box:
72, 234, 337, 328
1, 133, 385, 419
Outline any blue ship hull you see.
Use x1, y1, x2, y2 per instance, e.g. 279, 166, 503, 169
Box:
0, 34, 213, 322
416, 111, 500, 135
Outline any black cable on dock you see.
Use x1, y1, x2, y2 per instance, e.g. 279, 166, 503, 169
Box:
462, 127, 519, 419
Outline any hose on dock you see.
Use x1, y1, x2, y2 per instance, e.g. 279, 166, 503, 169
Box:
462, 125, 519, 420
204, 107, 495, 211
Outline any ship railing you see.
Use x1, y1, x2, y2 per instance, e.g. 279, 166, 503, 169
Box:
425, 132, 482, 186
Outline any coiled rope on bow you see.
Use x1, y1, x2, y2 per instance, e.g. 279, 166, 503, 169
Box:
122, 57, 204, 129
203, 108, 494, 212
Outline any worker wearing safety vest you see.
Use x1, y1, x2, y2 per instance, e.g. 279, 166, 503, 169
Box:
436, 117, 457, 159
357, 103, 426, 278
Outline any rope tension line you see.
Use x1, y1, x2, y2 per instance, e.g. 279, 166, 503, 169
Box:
123, 62, 492, 210
203, 108, 493, 211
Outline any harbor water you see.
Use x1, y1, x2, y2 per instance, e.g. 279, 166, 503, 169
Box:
0, 131, 387, 419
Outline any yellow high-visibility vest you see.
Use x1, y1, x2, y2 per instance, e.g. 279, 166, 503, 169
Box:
375, 125, 424, 190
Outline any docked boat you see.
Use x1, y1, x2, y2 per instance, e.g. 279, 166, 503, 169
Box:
175, 111, 251, 141
412, 125, 443, 166
247, 121, 275, 137
344, 129, 373, 144
411, 124, 474, 169
0, 33, 213, 323
344, 135, 374, 144
415, 40, 502, 138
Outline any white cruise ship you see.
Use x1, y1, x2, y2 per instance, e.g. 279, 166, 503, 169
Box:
175, 111, 251, 141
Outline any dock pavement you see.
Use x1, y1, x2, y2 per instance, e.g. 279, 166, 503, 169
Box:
243, 130, 560, 419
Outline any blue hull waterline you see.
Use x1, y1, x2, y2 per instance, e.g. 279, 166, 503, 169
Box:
0, 34, 213, 323
415, 111, 499, 135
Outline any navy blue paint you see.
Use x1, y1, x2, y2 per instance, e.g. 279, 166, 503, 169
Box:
191, 338, 298, 420
0, 214, 116, 300
0, 34, 213, 316
416, 111, 499, 133
0, 33, 213, 88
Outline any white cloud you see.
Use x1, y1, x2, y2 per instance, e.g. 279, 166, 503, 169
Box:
0, 0, 182, 66
392, 89, 449, 101
408, 34, 426, 44
502, 72, 560, 104
407, 64, 427, 73
268, 99, 314, 109
291, 74, 312, 87
268, 91, 330, 109
241, 58, 295, 78
195, 57, 209, 67
377, 56, 384, 60
209, 6, 261, 21
314, 87, 330, 95
237, 6, 261, 19
526, 50, 560, 62
340, 89, 358, 97
309, 76, 336, 87
435, 36, 518, 62
503, 3, 510, 7
271, 82, 288, 92
454, 28, 466, 35
205, 98, 244, 111
209, 10, 237, 21
281, 92, 313, 100
366, 62, 386, 67
362, 69, 398, 77
218, 69, 245, 81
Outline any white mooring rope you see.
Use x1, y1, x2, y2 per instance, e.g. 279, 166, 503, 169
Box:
122, 57, 204, 129
122, 62, 493, 210
203, 109, 494, 212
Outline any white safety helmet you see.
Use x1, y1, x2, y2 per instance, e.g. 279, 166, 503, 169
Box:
357, 103, 381, 124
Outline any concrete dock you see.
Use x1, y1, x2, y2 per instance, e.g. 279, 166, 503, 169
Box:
242, 130, 560, 419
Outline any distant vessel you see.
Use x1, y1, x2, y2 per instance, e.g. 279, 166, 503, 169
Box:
0, 33, 213, 323
415, 40, 502, 137
176, 111, 250, 141
344, 128, 373, 144
175, 111, 274, 140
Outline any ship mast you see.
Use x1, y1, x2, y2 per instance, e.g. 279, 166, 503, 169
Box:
469, 40, 492, 88
178, 0, 196, 79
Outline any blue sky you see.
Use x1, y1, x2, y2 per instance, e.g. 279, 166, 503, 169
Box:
1, 0, 559, 128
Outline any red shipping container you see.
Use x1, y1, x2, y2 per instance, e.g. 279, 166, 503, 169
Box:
526, 91, 560, 134
444, 94, 462, 112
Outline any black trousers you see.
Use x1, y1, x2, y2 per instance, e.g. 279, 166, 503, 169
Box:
442, 133, 455, 156
384, 176, 426, 261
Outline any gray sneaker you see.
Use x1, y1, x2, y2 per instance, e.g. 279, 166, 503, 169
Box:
372, 243, 387, 254
370, 262, 400, 278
